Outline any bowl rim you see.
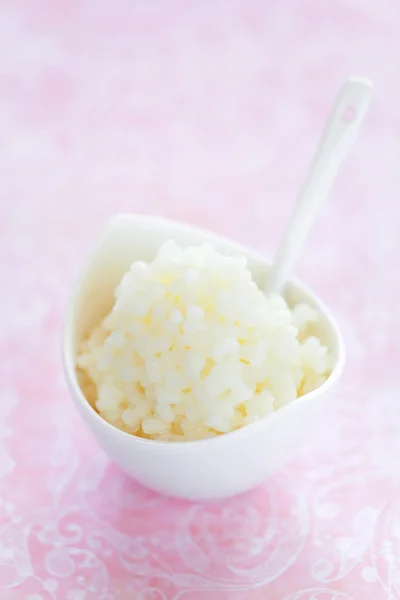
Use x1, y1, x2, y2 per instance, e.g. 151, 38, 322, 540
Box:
62, 213, 346, 451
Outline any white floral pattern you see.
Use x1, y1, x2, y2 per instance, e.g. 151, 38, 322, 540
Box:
1, 0, 400, 598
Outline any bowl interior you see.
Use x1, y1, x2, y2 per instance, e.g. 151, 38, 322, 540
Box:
65, 215, 343, 408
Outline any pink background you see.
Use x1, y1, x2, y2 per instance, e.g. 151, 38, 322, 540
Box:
1, 1, 400, 598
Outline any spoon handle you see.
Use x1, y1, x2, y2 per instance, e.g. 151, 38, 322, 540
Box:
266, 76, 373, 295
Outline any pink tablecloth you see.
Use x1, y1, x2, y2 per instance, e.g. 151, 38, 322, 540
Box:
1, 1, 400, 598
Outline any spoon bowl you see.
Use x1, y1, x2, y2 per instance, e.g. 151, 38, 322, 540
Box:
62, 214, 345, 500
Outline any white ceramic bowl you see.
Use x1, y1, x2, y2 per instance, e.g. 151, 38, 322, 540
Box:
62, 214, 345, 501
